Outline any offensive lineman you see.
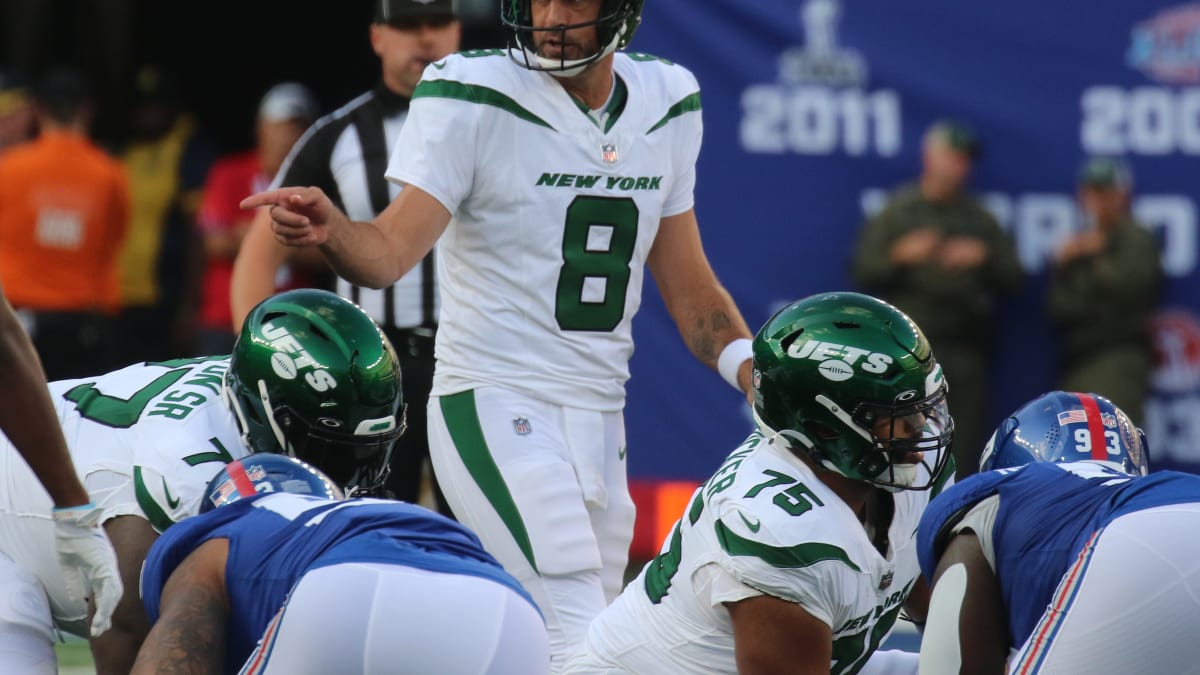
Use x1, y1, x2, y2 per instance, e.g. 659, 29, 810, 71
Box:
242, 0, 755, 666
0, 289, 404, 673
135, 454, 548, 674
564, 292, 955, 674
917, 392, 1200, 674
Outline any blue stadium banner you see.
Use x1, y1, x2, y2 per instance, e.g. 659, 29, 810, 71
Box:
623, 0, 1200, 480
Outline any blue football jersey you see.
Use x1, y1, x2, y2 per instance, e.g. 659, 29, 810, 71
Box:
917, 461, 1200, 649
142, 493, 534, 673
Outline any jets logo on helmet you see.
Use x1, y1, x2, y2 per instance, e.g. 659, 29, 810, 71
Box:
751, 292, 954, 491
225, 289, 406, 497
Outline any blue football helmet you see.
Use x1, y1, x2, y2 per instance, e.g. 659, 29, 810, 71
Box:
979, 391, 1149, 476
201, 454, 345, 513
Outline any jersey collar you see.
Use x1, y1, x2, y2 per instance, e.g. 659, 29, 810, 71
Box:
570, 74, 628, 134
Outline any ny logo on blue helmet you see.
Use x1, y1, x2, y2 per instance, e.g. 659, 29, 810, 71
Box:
979, 391, 1149, 476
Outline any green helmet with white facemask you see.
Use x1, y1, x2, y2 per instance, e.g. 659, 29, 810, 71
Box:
224, 289, 405, 496
752, 292, 953, 491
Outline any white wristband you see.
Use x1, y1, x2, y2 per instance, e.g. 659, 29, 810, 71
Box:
717, 338, 754, 392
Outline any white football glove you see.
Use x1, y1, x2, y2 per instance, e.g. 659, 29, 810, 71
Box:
52, 503, 123, 637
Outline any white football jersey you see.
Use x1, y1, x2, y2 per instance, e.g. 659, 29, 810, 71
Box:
47, 357, 249, 529
0, 357, 249, 627
387, 51, 703, 410
566, 432, 949, 674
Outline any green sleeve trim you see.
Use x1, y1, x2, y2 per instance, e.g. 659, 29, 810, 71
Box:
133, 466, 178, 534
413, 79, 556, 131
647, 92, 701, 134
440, 391, 539, 573
715, 520, 862, 572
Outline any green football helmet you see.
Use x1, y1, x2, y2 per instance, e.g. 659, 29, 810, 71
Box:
752, 292, 954, 491
224, 289, 405, 497
503, 0, 644, 76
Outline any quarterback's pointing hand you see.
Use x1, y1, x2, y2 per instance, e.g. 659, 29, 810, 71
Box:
241, 187, 342, 248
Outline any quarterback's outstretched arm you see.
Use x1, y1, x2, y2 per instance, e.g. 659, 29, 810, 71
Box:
648, 209, 754, 398
240, 184, 450, 290
132, 539, 230, 675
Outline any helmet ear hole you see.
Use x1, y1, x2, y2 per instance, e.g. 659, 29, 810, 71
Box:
804, 420, 841, 441
779, 329, 805, 354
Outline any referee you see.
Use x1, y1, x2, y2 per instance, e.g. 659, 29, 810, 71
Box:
230, 0, 461, 514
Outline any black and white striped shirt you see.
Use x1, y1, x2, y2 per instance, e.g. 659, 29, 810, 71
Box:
272, 82, 437, 330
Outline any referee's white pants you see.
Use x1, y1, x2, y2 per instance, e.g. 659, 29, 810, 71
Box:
1008, 503, 1200, 674
428, 387, 636, 673
239, 562, 549, 674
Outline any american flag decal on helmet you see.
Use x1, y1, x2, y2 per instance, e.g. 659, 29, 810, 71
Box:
1057, 410, 1088, 426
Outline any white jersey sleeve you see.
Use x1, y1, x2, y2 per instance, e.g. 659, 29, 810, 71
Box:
706, 507, 855, 629
385, 59, 483, 213
657, 65, 701, 217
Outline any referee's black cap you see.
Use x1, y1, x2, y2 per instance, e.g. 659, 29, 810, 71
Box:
374, 0, 457, 24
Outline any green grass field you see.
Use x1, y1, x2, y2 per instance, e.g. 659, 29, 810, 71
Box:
55, 639, 95, 674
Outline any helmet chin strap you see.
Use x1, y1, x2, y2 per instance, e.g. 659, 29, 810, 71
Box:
257, 379, 295, 457
223, 376, 257, 454
516, 27, 625, 78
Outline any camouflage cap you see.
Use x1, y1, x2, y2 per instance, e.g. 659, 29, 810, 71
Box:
925, 119, 982, 159
1078, 156, 1133, 192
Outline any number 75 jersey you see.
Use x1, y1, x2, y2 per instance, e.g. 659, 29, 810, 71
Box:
44, 357, 248, 531
387, 51, 703, 410
569, 431, 948, 675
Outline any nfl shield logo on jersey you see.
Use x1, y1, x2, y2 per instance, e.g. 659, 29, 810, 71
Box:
513, 417, 532, 435
879, 569, 894, 590
602, 143, 619, 164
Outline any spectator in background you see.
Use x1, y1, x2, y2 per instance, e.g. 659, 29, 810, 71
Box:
118, 66, 215, 364
194, 82, 319, 355
0, 70, 37, 154
851, 119, 1023, 479
0, 68, 127, 380
231, 0, 462, 514
1047, 157, 1162, 425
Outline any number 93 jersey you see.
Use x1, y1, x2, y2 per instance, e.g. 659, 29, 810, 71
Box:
567, 431, 951, 675
387, 51, 703, 411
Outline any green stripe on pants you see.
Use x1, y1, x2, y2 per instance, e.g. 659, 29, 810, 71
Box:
440, 390, 539, 574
